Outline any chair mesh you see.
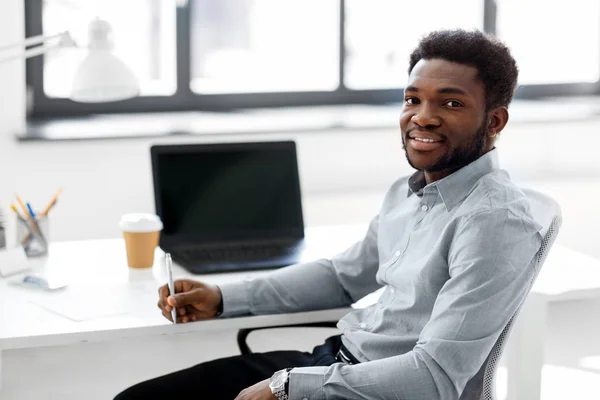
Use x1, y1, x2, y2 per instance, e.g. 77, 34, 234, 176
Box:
470, 189, 562, 400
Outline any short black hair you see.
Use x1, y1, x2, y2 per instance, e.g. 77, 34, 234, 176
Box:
408, 29, 518, 109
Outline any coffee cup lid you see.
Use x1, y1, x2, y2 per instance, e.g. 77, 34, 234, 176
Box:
119, 213, 163, 233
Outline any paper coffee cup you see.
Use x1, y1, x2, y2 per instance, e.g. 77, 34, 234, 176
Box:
119, 213, 163, 268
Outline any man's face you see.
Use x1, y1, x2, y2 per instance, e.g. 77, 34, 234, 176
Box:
400, 58, 494, 183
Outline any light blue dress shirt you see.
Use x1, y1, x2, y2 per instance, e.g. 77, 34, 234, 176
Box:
219, 148, 543, 399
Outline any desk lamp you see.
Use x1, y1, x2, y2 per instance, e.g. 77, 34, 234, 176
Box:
0, 18, 139, 103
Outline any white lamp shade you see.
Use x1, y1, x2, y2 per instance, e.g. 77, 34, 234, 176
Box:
71, 50, 139, 103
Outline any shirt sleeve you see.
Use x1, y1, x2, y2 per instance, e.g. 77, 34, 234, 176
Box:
218, 215, 382, 317
288, 208, 543, 400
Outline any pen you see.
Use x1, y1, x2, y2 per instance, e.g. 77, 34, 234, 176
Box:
166, 253, 177, 324
26, 203, 36, 220
26, 202, 48, 246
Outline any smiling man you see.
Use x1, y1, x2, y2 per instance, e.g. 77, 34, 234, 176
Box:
116, 30, 543, 400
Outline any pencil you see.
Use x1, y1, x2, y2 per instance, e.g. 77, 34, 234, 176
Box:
41, 188, 62, 217
11, 204, 36, 245
15, 195, 31, 219
10, 204, 24, 220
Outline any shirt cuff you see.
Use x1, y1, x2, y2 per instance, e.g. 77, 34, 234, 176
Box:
217, 280, 251, 317
289, 367, 327, 400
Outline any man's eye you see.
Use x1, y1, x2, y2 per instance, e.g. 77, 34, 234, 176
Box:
445, 100, 463, 108
405, 97, 419, 105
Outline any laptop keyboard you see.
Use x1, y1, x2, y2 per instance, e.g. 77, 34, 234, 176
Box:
173, 241, 298, 263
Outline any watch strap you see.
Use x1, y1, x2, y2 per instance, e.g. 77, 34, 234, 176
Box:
270, 368, 293, 400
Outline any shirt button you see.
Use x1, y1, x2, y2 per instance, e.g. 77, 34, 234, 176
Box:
360, 322, 367, 329
394, 250, 401, 257
421, 204, 429, 211
390, 287, 396, 294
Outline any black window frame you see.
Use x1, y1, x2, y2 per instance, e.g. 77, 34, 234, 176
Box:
25, 0, 600, 120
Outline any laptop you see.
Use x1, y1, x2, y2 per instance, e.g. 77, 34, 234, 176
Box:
150, 141, 305, 274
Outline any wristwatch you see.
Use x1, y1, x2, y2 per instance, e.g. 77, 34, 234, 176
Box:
269, 368, 291, 400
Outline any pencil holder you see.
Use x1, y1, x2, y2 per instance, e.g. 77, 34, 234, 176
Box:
17, 214, 49, 257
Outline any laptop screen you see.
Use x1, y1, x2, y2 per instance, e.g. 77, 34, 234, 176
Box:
151, 141, 304, 245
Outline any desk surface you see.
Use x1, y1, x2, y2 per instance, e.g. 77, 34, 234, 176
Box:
2, 224, 600, 352
0, 225, 364, 351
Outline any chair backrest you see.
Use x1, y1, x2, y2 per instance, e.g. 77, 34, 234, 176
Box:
459, 188, 562, 400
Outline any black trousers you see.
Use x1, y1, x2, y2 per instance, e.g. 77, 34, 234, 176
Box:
114, 335, 357, 400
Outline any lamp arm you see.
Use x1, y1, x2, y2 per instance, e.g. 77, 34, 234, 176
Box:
0, 31, 74, 64
0, 42, 63, 64
0, 31, 68, 53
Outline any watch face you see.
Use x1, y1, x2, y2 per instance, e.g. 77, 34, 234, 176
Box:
269, 370, 287, 389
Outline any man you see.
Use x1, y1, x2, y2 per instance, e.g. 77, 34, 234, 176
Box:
115, 29, 542, 400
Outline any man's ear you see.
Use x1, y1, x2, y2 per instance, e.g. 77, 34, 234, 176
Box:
487, 106, 509, 137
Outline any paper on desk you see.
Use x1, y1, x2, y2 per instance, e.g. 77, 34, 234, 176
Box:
21, 281, 160, 322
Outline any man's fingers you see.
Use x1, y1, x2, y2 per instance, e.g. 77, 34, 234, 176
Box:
158, 284, 169, 299
161, 309, 191, 323
161, 308, 173, 322
157, 286, 173, 312
168, 289, 202, 307
173, 279, 196, 294
159, 280, 208, 321
164, 280, 193, 300
158, 285, 171, 311
157, 300, 173, 313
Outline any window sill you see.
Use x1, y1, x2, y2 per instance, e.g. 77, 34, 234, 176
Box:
18, 104, 401, 142
18, 97, 600, 142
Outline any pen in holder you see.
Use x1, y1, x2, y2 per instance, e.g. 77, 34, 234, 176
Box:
16, 213, 49, 257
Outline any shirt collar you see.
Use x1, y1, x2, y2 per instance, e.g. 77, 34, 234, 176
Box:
407, 148, 500, 211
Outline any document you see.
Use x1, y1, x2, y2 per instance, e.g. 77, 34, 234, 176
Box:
21, 281, 160, 322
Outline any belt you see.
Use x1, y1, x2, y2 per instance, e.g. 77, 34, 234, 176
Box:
336, 345, 359, 365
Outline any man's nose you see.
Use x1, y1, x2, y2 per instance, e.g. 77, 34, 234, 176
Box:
410, 104, 441, 128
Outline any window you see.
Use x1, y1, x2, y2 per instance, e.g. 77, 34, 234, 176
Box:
25, 0, 600, 120
345, 0, 483, 89
42, 0, 177, 98
496, 0, 599, 85
190, 0, 339, 94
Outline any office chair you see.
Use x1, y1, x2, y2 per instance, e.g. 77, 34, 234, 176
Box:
236, 188, 562, 400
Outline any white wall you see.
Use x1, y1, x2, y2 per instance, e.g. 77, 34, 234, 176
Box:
0, 0, 26, 248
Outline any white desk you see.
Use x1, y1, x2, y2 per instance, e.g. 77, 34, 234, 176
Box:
1, 225, 600, 400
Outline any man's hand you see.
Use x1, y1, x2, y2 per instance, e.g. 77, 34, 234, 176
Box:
157, 279, 222, 323
235, 379, 276, 400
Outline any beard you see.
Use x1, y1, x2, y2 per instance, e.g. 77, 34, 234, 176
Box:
402, 119, 488, 173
